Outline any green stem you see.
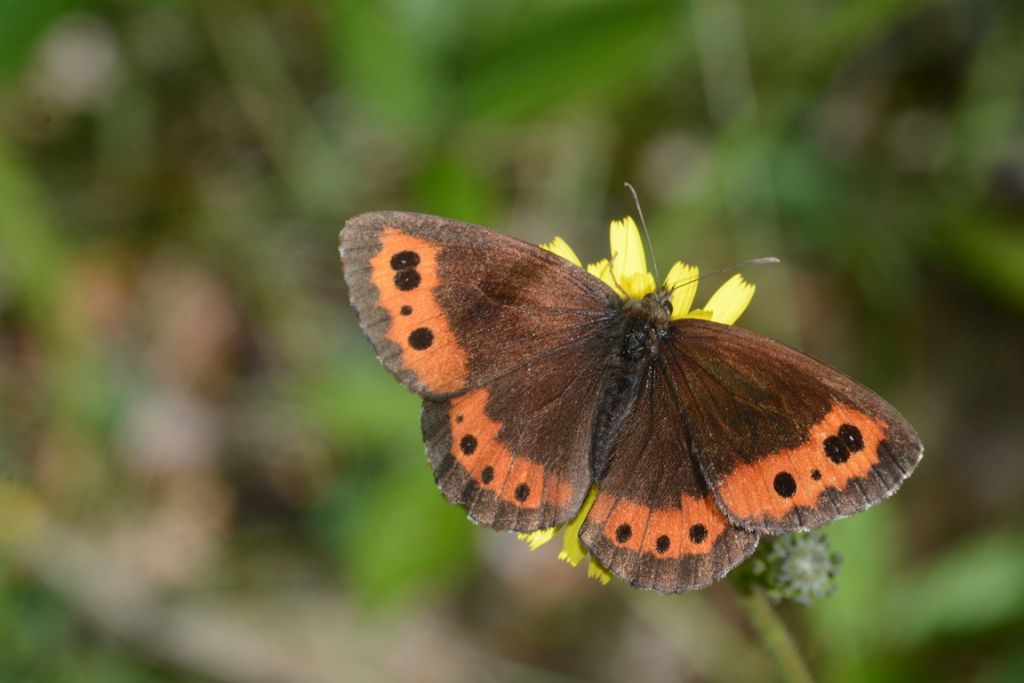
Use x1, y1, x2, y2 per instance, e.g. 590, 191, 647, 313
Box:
731, 582, 816, 683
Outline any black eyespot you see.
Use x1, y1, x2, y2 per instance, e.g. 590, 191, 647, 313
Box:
514, 483, 530, 502
394, 269, 421, 291
823, 435, 850, 464
408, 327, 433, 350
399, 305, 413, 316
615, 524, 632, 543
838, 423, 864, 452
390, 251, 420, 270
481, 466, 494, 484
655, 535, 671, 553
689, 523, 708, 544
459, 434, 477, 455
811, 469, 822, 481
773, 472, 797, 498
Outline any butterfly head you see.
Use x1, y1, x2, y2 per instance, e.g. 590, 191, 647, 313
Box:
624, 289, 675, 328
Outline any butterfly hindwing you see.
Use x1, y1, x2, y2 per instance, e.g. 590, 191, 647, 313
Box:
579, 357, 760, 593
340, 211, 617, 397
663, 320, 923, 534
422, 321, 618, 531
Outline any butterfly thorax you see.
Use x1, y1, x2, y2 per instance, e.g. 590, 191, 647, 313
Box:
589, 291, 673, 480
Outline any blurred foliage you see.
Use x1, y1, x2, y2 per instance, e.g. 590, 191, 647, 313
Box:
1, 1, 1023, 682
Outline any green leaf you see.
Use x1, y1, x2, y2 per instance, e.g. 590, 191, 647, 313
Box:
322, 0, 448, 128
0, 0, 72, 81
413, 152, 499, 225
297, 342, 422, 452
807, 506, 903, 683
457, 0, 682, 121
344, 465, 474, 609
884, 533, 1024, 645
0, 142, 67, 337
938, 211, 1024, 312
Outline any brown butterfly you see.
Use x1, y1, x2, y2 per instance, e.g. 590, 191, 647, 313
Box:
339, 211, 923, 593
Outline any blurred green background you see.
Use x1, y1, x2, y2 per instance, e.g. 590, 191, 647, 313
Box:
1, 1, 1023, 681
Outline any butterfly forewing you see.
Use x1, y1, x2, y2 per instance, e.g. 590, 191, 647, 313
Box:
663, 320, 923, 534
340, 212, 617, 398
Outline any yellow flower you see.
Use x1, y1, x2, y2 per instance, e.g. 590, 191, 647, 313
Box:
526, 216, 758, 584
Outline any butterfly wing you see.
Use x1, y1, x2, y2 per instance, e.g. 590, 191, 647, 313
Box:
341, 211, 622, 531
340, 211, 618, 397
579, 356, 760, 592
421, 323, 617, 531
663, 319, 923, 534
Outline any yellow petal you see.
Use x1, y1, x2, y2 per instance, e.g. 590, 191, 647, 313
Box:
517, 527, 558, 550
664, 261, 700, 319
621, 271, 657, 299
539, 236, 581, 267
587, 557, 613, 585
587, 258, 623, 298
558, 536, 588, 567
702, 274, 756, 325
587, 255, 655, 300
609, 217, 649, 293
558, 487, 599, 567
682, 308, 715, 320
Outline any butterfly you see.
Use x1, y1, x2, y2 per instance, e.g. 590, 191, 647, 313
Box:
339, 211, 923, 593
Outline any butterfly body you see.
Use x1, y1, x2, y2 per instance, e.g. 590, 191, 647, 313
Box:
340, 211, 923, 592
589, 293, 673, 481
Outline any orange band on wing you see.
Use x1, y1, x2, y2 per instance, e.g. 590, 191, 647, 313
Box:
448, 388, 571, 509
717, 404, 887, 521
589, 490, 728, 557
369, 228, 468, 393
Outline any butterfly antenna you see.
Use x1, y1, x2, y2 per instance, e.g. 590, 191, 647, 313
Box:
624, 182, 659, 284
667, 256, 781, 294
